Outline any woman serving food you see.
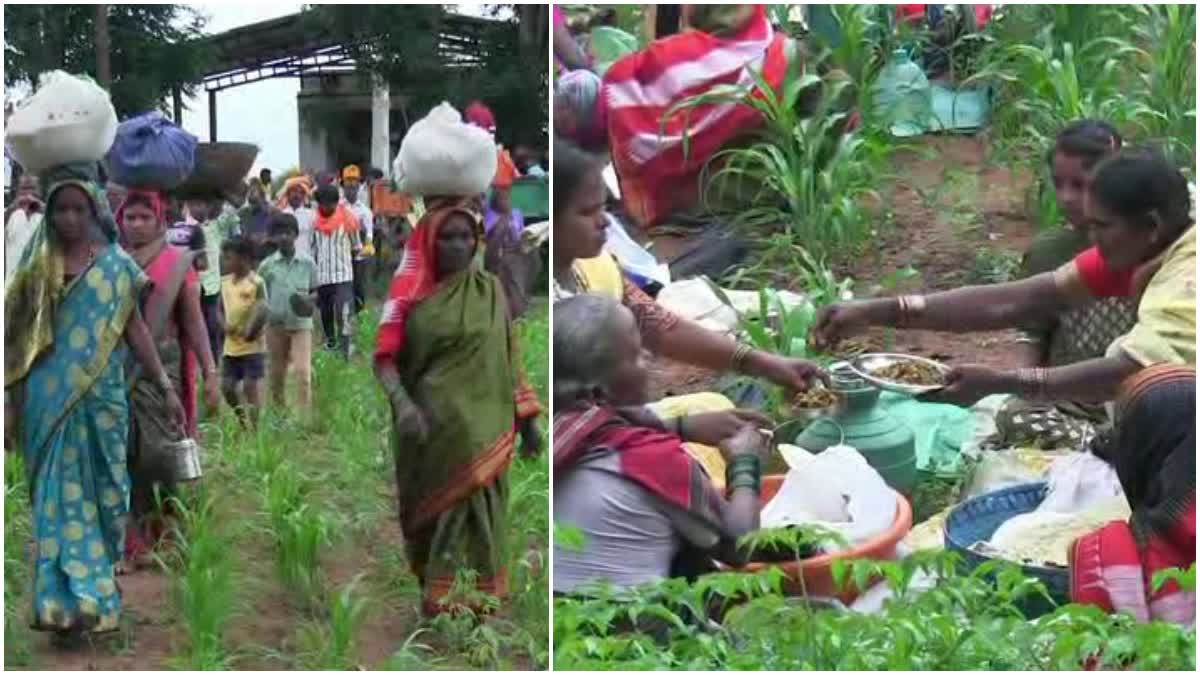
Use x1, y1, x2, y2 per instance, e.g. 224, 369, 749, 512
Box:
554, 137, 824, 486
813, 146, 1194, 408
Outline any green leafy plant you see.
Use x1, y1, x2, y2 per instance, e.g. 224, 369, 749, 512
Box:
275, 504, 332, 607
4, 452, 34, 667
970, 248, 1023, 284
161, 494, 237, 670
1125, 3, 1196, 167
665, 42, 897, 265
554, 551, 1197, 671
295, 578, 370, 670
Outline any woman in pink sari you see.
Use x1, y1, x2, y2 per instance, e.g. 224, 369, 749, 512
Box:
116, 189, 220, 569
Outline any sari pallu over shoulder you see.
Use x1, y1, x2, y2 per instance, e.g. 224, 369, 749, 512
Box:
553, 403, 725, 532
391, 268, 538, 534
1070, 364, 1196, 626
20, 246, 148, 462
131, 244, 199, 435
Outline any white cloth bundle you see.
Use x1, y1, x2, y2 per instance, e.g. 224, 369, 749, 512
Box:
6, 71, 118, 173
393, 102, 496, 197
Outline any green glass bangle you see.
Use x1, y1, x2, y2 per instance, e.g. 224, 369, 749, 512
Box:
727, 473, 761, 493
727, 453, 761, 474
725, 454, 761, 490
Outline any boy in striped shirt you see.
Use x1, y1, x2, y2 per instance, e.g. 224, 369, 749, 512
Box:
310, 184, 362, 357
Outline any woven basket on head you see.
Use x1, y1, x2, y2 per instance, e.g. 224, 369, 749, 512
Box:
175, 142, 258, 201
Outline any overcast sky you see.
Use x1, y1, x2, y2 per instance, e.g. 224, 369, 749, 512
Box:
181, 2, 305, 174
181, 3, 498, 175
3, 4, 500, 175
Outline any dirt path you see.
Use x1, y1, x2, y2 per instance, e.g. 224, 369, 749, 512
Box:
9, 311, 550, 671
18, 569, 176, 671
646, 135, 1037, 392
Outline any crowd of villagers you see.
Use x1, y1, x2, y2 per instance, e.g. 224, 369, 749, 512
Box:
3, 98, 542, 646
551, 3, 1195, 628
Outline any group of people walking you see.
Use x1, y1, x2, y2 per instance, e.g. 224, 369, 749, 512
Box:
5, 93, 545, 645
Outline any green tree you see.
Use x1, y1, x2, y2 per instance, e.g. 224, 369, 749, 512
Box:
4, 4, 210, 118
302, 4, 547, 149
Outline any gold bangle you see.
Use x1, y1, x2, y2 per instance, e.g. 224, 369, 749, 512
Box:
899, 294, 927, 327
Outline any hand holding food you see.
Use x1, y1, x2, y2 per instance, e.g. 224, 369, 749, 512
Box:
680, 409, 773, 446
873, 361, 946, 387
717, 423, 769, 461
812, 301, 874, 350
744, 351, 830, 392
917, 364, 1007, 407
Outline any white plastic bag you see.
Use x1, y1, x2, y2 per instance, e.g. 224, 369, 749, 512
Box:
656, 279, 808, 334
393, 102, 496, 197
1038, 452, 1124, 514
762, 444, 898, 550
6, 71, 118, 173
603, 213, 671, 286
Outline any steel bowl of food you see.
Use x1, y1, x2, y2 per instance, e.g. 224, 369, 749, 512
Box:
779, 386, 842, 423
847, 353, 951, 396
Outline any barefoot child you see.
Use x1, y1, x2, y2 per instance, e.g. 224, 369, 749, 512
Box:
220, 236, 268, 426
259, 212, 318, 412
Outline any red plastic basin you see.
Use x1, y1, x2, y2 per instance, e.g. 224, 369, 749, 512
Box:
720, 474, 914, 603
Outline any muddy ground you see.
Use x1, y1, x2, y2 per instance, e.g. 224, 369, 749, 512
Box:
644, 135, 1038, 399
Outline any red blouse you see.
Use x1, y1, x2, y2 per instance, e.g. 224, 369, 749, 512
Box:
1074, 246, 1135, 298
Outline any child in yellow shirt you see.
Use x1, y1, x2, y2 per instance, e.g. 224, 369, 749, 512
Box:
220, 236, 268, 427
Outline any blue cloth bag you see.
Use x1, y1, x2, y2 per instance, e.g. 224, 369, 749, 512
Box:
106, 112, 197, 190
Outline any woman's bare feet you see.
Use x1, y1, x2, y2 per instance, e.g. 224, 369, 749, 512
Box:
49, 627, 88, 649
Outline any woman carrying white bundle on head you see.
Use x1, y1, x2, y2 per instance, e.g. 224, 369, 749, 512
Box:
374, 102, 542, 617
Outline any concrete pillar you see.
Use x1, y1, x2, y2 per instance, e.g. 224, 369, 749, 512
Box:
370, 77, 390, 177
172, 86, 183, 125
208, 89, 217, 141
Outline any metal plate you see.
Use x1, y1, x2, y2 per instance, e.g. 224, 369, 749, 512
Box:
847, 353, 951, 396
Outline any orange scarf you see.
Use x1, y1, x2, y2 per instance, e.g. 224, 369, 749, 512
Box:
314, 203, 360, 236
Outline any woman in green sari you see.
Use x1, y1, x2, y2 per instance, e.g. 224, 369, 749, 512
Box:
373, 196, 541, 616
4, 165, 183, 643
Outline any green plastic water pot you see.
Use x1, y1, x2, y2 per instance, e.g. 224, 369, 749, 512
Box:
793, 363, 918, 495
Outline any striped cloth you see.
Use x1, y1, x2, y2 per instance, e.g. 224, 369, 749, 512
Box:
310, 225, 359, 286
602, 5, 790, 228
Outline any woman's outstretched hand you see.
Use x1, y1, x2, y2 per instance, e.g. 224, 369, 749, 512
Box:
717, 424, 769, 463
811, 301, 874, 351
745, 351, 830, 393
681, 409, 772, 446
918, 364, 1007, 408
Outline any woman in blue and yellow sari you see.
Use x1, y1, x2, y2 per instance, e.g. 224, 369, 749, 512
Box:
4, 164, 184, 644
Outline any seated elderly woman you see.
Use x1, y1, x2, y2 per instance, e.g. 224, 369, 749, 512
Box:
553, 293, 771, 596
554, 138, 826, 490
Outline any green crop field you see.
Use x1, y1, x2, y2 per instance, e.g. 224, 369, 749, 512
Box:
5, 302, 549, 671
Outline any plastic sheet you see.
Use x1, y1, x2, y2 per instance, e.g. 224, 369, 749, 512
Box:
762, 444, 898, 551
